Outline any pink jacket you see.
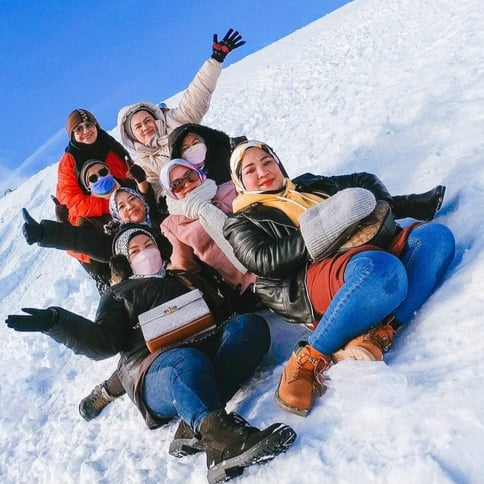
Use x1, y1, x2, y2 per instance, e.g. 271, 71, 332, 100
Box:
161, 182, 256, 292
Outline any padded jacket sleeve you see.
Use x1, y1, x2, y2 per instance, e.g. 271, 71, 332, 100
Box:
39, 220, 113, 262
293, 171, 393, 202
46, 295, 130, 360
166, 59, 222, 128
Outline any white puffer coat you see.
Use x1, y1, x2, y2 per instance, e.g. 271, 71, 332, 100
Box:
118, 58, 223, 199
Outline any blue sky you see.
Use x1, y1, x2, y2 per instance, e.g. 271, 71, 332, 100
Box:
0, 0, 350, 193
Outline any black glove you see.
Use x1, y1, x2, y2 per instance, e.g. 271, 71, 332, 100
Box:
127, 164, 147, 183
5, 307, 58, 332
51, 195, 69, 223
22, 208, 44, 245
211, 28, 245, 63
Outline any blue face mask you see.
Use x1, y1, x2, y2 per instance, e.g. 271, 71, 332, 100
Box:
90, 175, 116, 195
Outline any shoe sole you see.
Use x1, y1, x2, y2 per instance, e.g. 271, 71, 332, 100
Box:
207, 424, 297, 484
168, 438, 205, 458
78, 401, 112, 421
274, 389, 310, 417
435, 186, 445, 212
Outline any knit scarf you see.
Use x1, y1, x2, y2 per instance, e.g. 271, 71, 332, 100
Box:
67, 129, 130, 174
232, 180, 327, 227
166, 180, 248, 274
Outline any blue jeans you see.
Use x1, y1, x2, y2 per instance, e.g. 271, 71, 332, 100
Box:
308, 223, 455, 355
143, 313, 270, 430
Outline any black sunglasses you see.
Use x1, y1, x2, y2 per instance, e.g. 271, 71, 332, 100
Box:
88, 167, 109, 184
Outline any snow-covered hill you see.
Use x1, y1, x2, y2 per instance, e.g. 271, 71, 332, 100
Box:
1, 0, 483, 482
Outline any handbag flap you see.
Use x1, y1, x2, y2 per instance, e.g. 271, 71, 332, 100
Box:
138, 289, 211, 340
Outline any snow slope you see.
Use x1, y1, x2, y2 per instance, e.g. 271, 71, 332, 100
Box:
1, 0, 483, 482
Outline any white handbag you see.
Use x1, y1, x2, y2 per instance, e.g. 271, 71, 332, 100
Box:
138, 289, 216, 352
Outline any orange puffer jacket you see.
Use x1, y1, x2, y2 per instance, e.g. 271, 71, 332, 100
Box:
55, 150, 128, 263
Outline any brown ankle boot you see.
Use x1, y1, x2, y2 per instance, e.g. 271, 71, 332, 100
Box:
275, 341, 331, 417
333, 316, 399, 362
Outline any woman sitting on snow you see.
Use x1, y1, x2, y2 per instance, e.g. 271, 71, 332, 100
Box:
6, 224, 296, 484
55, 110, 151, 292
159, 123, 446, 301
21, 185, 172, 421
159, 158, 257, 309
222, 140, 456, 417
22, 184, 171, 267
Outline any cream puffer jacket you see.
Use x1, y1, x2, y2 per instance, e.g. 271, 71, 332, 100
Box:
118, 58, 223, 199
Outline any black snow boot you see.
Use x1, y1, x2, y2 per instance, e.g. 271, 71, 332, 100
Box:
391, 185, 445, 221
169, 412, 251, 458
199, 409, 297, 484
169, 420, 205, 458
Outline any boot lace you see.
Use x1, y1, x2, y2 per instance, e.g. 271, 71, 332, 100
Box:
83, 384, 114, 412
364, 317, 397, 352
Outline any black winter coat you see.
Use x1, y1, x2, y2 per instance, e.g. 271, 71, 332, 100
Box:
36, 183, 171, 263
47, 276, 189, 428
223, 172, 394, 324
38, 219, 172, 263
168, 123, 232, 185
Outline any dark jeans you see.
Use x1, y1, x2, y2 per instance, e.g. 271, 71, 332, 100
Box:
143, 313, 270, 430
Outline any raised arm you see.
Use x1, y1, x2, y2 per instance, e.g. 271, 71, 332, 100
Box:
167, 29, 245, 126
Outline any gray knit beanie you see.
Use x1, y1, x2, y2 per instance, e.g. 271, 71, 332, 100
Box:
113, 226, 158, 259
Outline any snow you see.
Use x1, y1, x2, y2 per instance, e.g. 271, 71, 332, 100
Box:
1, 0, 484, 482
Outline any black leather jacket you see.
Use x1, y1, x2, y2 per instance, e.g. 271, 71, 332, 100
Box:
223, 172, 393, 324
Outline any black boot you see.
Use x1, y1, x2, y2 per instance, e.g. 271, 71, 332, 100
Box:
199, 409, 297, 484
169, 412, 250, 458
391, 185, 445, 221
169, 420, 205, 458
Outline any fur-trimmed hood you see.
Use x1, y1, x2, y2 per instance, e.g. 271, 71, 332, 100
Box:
117, 102, 167, 153
169, 123, 232, 185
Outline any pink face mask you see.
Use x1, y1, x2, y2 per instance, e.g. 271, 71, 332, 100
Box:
130, 247, 163, 275
182, 143, 207, 169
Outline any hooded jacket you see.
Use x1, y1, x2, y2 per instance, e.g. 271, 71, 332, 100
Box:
161, 181, 256, 293
117, 59, 223, 199
169, 123, 232, 185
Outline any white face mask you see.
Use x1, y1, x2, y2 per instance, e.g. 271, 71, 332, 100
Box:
130, 247, 163, 275
182, 143, 207, 169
